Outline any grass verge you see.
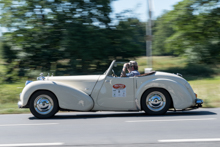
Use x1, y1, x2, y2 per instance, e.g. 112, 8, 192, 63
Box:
189, 76, 220, 108
0, 56, 219, 114
0, 82, 30, 114
0, 103, 30, 114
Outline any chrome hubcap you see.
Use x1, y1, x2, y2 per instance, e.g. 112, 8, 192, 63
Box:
34, 95, 54, 115
146, 91, 166, 112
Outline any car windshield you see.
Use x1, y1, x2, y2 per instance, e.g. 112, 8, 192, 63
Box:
103, 60, 115, 75
107, 62, 125, 77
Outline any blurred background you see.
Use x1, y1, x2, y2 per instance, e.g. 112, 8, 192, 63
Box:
0, 0, 220, 113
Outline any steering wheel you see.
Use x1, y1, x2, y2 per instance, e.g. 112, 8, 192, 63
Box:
112, 69, 117, 77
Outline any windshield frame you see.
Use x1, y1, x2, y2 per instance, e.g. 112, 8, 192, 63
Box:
104, 60, 116, 75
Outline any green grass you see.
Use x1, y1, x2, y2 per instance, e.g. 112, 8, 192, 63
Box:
0, 82, 24, 104
137, 56, 217, 79
0, 103, 30, 114
0, 56, 219, 114
189, 76, 220, 108
0, 58, 30, 114
0, 82, 30, 114
136, 56, 187, 72
136, 56, 220, 108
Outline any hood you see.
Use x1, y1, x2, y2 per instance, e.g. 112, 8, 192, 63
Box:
45, 75, 101, 95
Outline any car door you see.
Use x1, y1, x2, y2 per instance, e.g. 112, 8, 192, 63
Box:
97, 76, 135, 110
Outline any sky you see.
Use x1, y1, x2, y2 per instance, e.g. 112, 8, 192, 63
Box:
0, 0, 182, 35
111, 0, 183, 21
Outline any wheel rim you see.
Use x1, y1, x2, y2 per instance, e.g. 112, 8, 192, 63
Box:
34, 95, 54, 115
146, 91, 166, 112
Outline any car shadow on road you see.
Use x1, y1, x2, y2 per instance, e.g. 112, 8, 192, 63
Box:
29, 110, 217, 120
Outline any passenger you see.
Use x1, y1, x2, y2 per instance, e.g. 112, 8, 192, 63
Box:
120, 61, 140, 77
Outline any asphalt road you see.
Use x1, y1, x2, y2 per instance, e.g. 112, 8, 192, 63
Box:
0, 108, 219, 147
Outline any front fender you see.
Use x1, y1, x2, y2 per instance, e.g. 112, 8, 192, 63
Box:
20, 81, 94, 111
136, 78, 195, 109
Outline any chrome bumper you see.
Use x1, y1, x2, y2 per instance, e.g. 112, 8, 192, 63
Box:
195, 98, 203, 107
196, 98, 203, 104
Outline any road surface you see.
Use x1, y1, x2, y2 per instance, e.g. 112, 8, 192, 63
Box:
0, 108, 219, 147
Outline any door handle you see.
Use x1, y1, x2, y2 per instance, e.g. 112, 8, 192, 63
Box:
105, 80, 110, 83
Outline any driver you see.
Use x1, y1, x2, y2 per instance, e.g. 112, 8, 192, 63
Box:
120, 61, 140, 77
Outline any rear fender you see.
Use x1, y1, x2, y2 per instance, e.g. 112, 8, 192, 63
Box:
20, 81, 94, 111
136, 78, 194, 109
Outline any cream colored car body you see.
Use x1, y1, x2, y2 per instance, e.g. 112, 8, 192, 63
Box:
19, 60, 198, 112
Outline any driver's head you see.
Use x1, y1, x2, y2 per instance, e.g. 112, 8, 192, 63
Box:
129, 61, 138, 70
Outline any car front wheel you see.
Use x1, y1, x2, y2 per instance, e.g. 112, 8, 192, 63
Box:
141, 88, 171, 115
29, 91, 59, 119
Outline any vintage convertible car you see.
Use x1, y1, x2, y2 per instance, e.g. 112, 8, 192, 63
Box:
18, 60, 203, 118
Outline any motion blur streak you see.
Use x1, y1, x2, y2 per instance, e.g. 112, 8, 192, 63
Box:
0, 123, 58, 127
126, 118, 216, 122
0, 142, 64, 147
159, 138, 220, 142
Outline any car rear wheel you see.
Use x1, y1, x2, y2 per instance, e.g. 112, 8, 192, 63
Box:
29, 91, 58, 119
141, 88, 171, 115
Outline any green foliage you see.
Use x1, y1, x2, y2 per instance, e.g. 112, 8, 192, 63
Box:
153, 11, 175, 55
152, 0, 220, 65
137, 56, 216, 80
161, 63, 215, 80
0, 41, 6, 82
0, 56, 219, 114
116, 18, 146, 57
163, 0, 220, 64
0, 0, 145, 81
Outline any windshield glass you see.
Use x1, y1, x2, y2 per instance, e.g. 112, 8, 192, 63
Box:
107, 62, 126, 77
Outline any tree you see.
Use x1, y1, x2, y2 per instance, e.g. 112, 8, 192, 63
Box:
115, 18, 145, 57
164, 0, 220, 64
152, 11, 175, 56
0, 0, 145, 81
